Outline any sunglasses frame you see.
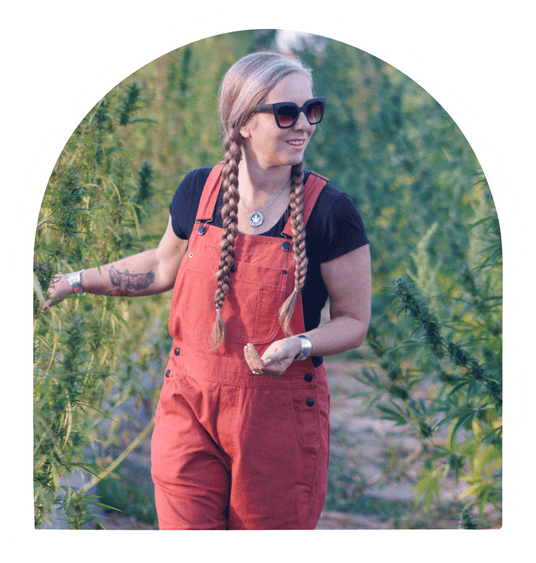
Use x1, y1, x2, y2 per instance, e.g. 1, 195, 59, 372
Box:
251, 97, 326, 129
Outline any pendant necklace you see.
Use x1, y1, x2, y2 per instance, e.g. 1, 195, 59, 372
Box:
240, 177, 291, 228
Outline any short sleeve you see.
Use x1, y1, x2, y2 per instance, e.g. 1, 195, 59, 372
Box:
324, 191, 369, 262
169, 168, 212, 239
307, 185, 369, 265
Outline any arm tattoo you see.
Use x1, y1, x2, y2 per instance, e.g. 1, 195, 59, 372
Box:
108, 264, 155, 296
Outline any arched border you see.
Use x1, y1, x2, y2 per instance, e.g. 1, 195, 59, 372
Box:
12, 8, 524, 554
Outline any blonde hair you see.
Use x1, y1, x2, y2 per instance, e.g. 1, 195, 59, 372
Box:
211, 51, 313, 350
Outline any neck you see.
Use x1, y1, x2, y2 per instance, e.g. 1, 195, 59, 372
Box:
238, 158, 293, 196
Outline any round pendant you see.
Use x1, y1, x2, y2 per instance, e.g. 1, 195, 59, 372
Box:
248, 211, 264, 227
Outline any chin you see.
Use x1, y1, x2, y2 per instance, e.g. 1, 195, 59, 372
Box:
285, 151, 306, 166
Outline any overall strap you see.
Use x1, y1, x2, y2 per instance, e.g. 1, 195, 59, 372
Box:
282, 171, 328, 237
195, 164, 328, 230
195, 163, 224, 223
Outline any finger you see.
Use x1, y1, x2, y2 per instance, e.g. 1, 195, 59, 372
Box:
246, 343, 262, 364
262, 347, 290, 367
49, 273, 63, 289
42, 297, 60, 312
243, 345, 255, 370
244, 343, 264, 374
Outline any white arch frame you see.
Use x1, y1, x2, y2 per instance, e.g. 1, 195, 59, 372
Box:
12, 8, 525, 555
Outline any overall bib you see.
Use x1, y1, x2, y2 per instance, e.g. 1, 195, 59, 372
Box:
151, 165, 330, 530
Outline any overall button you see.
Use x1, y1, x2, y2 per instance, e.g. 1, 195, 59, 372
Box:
304, 373, 313, 382
197, 225, 206, 235
282, 241, 291, 251
306, 398, 315, 407
165, 369, 171, 377
174, 348, 180, 356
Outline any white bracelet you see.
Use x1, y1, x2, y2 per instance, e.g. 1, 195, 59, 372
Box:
295, 335, 313, 361
65, 270, 85, 294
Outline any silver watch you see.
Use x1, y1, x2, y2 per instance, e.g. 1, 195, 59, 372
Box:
65, 270, 85, 294
295, 335, 313, 361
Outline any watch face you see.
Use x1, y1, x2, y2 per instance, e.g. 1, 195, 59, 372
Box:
66, 272, 77, 284
65, 271, 83, 291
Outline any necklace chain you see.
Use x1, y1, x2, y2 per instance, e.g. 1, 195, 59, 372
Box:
240, 177, 291, 228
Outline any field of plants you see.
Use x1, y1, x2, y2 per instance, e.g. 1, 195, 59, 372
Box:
33, 30, 501, 529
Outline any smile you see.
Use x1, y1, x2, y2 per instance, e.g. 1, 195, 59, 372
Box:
287, 139, 306, 146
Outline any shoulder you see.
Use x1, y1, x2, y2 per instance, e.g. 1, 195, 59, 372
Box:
305, 170, 363, 224
304, 170, 369, 262
170, 167, 213, 239
175, 167, 212, 196
171, 167, 213, 207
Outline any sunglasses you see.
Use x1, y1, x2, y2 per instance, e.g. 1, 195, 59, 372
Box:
251, 97, 326, 129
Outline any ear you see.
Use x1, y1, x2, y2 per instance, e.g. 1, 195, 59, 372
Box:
239, 112, 257, 139
239, 123, 251, 139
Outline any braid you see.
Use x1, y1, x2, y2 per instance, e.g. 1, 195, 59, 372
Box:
210, 130, 241, 351
279, 162, 307, 335
210, 51, 317, 350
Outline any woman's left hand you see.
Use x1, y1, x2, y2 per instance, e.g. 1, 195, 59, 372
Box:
244, 337, 301, 378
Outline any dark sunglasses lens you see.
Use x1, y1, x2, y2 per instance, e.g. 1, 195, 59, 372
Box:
306, 100, 324, 124
276, 104, 298, 127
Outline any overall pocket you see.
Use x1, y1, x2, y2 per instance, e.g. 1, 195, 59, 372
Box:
179, 252, 287, 345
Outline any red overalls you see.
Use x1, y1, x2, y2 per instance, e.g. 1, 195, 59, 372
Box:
151, 165, 330, 530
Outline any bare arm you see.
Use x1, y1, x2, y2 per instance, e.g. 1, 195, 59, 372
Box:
43, 217, 188, 310
244, 245, 372, 376
305, 244, 371, 354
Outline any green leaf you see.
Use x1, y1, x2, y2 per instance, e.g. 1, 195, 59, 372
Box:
377, 404, 408, 425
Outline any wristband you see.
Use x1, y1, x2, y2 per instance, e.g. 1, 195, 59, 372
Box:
65, 270, 85, 294
295, 335, 313, 361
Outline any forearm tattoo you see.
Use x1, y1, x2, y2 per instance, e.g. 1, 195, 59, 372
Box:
108, 264, 155, 296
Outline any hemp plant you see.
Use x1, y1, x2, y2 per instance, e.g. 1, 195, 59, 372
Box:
356, 172, 502, 528
33, 80, 163, 528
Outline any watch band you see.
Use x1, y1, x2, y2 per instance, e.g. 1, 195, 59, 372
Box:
295, 335, 313, 361
65, 270, 85, 294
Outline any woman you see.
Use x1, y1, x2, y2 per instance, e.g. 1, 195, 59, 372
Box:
44, 50, 371, 529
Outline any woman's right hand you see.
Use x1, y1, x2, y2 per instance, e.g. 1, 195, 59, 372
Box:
42, 273, 74, 311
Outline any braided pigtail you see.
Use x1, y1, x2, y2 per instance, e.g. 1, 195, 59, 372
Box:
278, 162, 307, 335
213, 50, 316, 349
210, 131, 242, 351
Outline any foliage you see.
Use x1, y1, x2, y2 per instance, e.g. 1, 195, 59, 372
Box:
33, 30, 277, 529
299, 38, 501, 526
33, 30, 501, 528
96, 460, 157, 525
350, 174, 501, 527
33, 79, 167, 528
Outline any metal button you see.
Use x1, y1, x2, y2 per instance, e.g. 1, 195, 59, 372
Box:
282, 241, 291, 251
165, 369, 171, 377
306, 398, 315, 407
174, 348, 180, 356
197, 225, 206, 235
282, 270, 288, 274
304, 373, 313, 382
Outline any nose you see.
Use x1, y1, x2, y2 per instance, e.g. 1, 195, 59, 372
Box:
293, 111, 314, 131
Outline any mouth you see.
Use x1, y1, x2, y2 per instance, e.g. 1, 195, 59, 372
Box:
286, 139, 307, 148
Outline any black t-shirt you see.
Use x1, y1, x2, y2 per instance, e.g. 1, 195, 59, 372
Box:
170, 167, 369, 334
